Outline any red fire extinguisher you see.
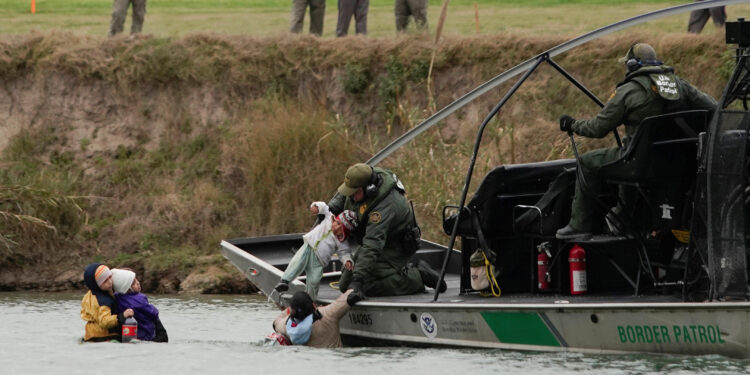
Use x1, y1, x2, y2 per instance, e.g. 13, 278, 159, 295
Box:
537, 249, 550, 291
568, 244, 587, 295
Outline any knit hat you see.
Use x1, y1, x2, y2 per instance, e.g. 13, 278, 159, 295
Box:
337, 163, 373, 197
335, 210, 359, 240
94, 265, 112, 287
111, 269, 136, 294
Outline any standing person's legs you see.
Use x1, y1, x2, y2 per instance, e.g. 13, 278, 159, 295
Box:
688, 9, 709, 33
131, 0, 147, 34
709, 6, 726, 28
109, 0, 130, 36
394, 0, 410, 32
336, 0, 355, 37
309, 0, 326, 36
290, 0, 308, 34
407, 0, 427, 30
354, 0, 369, 35
304, 256, 325, 301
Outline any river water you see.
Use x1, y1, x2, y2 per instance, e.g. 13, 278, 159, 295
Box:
2, 292, 749, 375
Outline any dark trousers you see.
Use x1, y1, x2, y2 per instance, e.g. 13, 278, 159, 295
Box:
336, 0, 369, 37
687, 1, 725, 34
569, 147, 636, 231
108, 0, 147, 36
290, 0, 326, 36
395, 0, 427, 32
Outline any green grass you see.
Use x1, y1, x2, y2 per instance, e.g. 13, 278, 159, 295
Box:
4, 0, 739, 38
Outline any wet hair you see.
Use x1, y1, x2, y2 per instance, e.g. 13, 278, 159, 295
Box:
289, 291, 321, 321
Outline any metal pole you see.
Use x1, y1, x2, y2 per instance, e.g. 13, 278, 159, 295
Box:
433, 55, 547, 302
546, 58, 622, 148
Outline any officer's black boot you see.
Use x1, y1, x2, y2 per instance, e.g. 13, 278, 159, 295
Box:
416, 260, 447, 293
555, 225, 592, 240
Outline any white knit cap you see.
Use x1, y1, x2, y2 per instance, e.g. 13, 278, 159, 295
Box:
111, 269, 136, 294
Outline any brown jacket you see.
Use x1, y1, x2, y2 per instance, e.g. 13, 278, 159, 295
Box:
273, 290, 352, 348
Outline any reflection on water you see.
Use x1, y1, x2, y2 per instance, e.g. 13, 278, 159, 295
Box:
1, 292, 749, 374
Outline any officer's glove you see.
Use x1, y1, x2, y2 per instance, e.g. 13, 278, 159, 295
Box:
559, 115, 575, 134
347, 280, 365, 306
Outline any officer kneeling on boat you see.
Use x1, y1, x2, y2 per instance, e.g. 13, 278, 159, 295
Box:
555, 43, 717, 240
329, 163, 447, 305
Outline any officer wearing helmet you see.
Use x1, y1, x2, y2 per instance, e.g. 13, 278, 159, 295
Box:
328, 163, 446, 305
555, 43, 718, 240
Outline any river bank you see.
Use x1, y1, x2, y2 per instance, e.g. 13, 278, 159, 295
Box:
0, 31, 730, 293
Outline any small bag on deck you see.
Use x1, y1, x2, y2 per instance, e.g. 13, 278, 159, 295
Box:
469, 249, 501, 297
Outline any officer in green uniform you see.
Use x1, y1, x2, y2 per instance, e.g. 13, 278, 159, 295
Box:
555, 43, 718, 240
329, 163, 446, 305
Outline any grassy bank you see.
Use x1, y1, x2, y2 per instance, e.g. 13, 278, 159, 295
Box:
0, 29, 732, 292
4, 1, 743, 38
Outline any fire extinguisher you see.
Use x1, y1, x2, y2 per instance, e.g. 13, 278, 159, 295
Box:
537, 246, 550, 291
568, 244, 587, 295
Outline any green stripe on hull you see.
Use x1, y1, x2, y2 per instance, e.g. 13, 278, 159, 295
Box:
480, 312, 560, 347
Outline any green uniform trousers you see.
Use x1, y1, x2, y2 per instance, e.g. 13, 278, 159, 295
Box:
339, 256, 423, 296
569, 147, 636, 231
395, 0, 427, 32
291, 0, 326, 36
108, 0, 146, 36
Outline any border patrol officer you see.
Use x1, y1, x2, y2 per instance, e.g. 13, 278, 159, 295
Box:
555, 43, 718, 240
329, 163, 446, 305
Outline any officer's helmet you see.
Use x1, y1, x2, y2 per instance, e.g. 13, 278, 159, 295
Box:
620, 43, 661, 71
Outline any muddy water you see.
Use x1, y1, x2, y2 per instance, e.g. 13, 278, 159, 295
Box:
1, 292, 749, 375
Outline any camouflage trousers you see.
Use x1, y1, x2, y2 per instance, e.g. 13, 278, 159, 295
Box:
108, 0, 147, 36
290, 0, 326, 36
395, 0, 427, 32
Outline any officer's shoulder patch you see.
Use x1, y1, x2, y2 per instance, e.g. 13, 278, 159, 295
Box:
369, 211, 382, 224
608, 90, 617, 101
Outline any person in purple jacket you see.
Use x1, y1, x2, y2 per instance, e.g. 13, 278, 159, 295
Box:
111, 268, 168, 342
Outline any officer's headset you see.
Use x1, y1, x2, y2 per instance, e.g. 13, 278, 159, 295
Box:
364, 167, 382, 198
625, 44, 663, 73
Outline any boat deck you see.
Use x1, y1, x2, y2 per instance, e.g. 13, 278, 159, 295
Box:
310, 273, 685, 305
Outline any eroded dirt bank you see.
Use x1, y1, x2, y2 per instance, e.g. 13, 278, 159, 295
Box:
0, 32, 729, 293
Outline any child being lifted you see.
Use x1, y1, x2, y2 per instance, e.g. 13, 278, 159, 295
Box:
274, 201, 358, 301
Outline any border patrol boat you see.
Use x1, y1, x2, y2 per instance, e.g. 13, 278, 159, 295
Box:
221, 0, 750, 358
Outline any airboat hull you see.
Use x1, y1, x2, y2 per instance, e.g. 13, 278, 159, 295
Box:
221, 237, 750, 358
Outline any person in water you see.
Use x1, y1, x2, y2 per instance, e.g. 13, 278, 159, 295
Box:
80, 263, 134, 342
111, 268, 168, 342
272, 290, 353, 348
274, 202, 358, 301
